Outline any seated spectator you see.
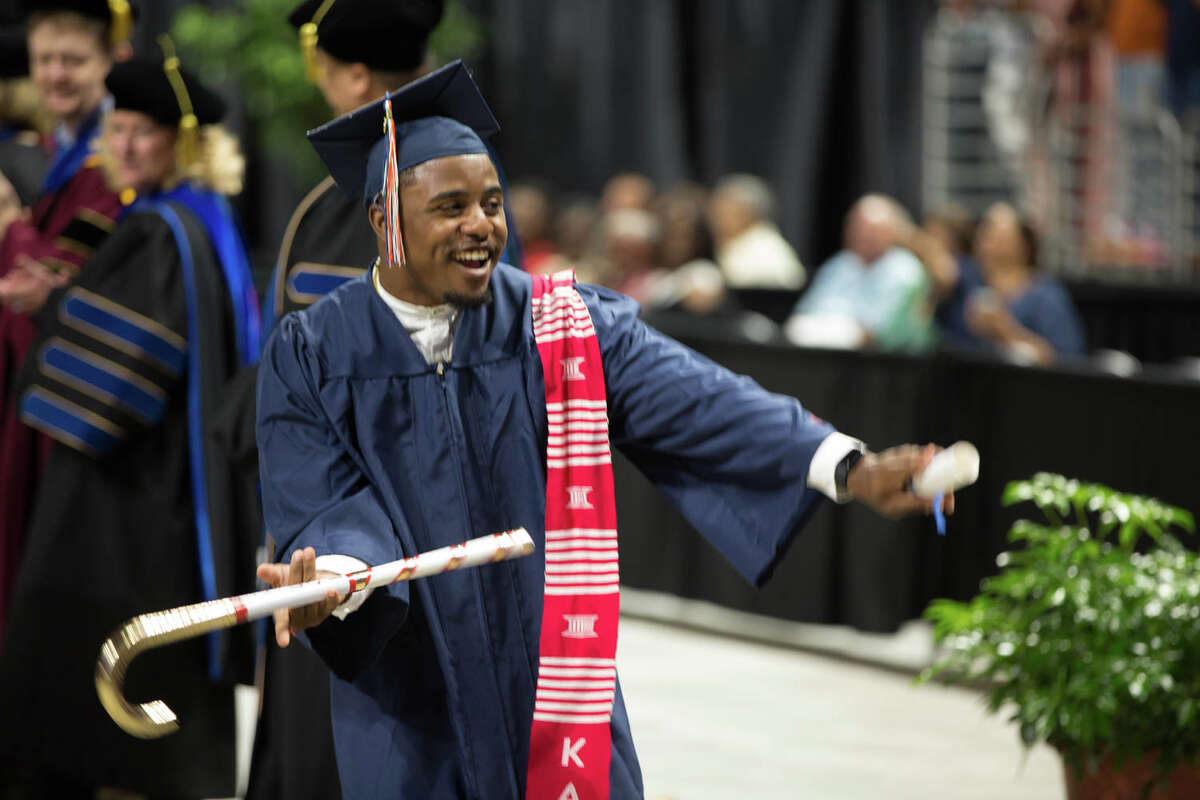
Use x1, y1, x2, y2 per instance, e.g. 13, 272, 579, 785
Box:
965, 202, 1085, 365
655, 180, 712, 270
787, 194, 933, 351
599, 207, 664, 305
924, 204, 985, 349
707, 173, 805, 289
601, 170, 655, 212
508, 180, 562, 275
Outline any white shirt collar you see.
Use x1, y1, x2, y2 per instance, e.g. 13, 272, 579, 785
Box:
372, 262, 459, 365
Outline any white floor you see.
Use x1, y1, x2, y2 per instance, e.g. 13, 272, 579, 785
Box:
617, 617, 1065, 800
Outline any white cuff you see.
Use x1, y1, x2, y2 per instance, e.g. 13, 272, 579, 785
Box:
315, 554, 373, 620
807, 432, 867, 503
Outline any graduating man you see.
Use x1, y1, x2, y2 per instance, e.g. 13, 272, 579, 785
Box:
244, 5, 446, 799
256, 61, 950, 800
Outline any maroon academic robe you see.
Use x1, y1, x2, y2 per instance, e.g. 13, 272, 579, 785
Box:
0, 152, 122, 643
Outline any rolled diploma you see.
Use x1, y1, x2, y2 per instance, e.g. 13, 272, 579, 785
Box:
910, 441, 980, 498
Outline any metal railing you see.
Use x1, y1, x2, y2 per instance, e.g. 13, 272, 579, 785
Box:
922, 9, 1200, 284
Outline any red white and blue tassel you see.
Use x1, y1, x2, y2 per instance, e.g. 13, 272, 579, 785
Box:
382, 91, 406, 268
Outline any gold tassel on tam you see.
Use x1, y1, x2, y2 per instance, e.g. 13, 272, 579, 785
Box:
107, 0, 131, 47
300, 0, 338, 84
158, 35, 199, 170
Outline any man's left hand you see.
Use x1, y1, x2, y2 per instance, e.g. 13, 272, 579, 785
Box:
846, 443, 957, 518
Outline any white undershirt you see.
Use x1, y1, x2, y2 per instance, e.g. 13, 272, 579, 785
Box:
371, 264, 459, 365
314, 268, 862, 618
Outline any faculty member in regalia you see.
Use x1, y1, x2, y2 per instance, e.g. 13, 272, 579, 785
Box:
255, 61, 951, 800
0, 47, 260, 798
0, 0, 132, 644
270, 0, 445, 325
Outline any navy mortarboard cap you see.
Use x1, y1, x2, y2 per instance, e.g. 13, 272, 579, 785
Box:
289, 0, 444, 74
0, 25, 28, 77
308, 59, 499, 208
105, 56, 225, 127
21, 0, 137, 45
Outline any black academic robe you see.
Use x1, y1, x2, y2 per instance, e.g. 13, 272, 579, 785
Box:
268, 175, 377, 321
0, 203, 258, 798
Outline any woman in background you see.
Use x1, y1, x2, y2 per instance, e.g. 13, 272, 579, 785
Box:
967, 201, 1085, 365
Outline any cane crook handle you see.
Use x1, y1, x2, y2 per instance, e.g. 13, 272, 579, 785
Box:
96, 528, 534, 738
95, 598, 243, 738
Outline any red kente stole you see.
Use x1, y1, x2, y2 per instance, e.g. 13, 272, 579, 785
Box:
525, 271, 619, 800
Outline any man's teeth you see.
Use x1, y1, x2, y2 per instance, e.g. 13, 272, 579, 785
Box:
455, 249, 489, 262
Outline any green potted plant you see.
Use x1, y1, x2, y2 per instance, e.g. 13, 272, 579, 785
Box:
922, 473, 1198, 799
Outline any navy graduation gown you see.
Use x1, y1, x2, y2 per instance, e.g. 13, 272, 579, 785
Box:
256, 263, 834, 799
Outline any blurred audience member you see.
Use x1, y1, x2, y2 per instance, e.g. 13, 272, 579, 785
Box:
925, 204, 986, 348
508, 180, 561, 274
554, 195, 602, 280
707, 173, 805, 290
967, 202, 1085, 364
1103, 0, 1167, 257
893, 207, 960, 303
0, 26, 49, 207
655, 181, 712, 270
601, 171, 655, 212
646, 259, 739, 317
1032, 0, 1111, 258
787, 194, 933, 351
601, 207, 663, 304
1164, 0, 1200, 118
1105, 0, 1165, 112
645, 183, 730, 316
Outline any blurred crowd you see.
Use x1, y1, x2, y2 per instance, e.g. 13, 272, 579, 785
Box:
929, 0, 1200, 276
510, 172, 1085, 367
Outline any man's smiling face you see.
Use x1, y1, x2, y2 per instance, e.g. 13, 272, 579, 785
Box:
374, 153, 508, 308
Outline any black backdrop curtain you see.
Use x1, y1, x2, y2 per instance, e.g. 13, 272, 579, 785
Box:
1, 0, 939, 269
467, 0, 936, 265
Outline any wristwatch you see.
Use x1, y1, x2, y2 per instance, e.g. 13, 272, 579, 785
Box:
834, 448, 865, 500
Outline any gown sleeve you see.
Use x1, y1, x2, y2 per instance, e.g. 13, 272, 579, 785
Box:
256, 314, 409, 680
1, 166, 121, 279
579, 283, 835, 586
15, 214, 186, 457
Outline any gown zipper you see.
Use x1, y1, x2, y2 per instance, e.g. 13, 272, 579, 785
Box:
436, 360, 523, 797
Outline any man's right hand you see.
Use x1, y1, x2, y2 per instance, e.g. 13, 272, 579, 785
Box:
255, 546, 346, 647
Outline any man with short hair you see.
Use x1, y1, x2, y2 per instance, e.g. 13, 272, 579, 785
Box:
270, 0, 445, 323
246, 5, 448, 798
707, 173, 806, 290
788, 194, 934, 351
256, 61, 952, 800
